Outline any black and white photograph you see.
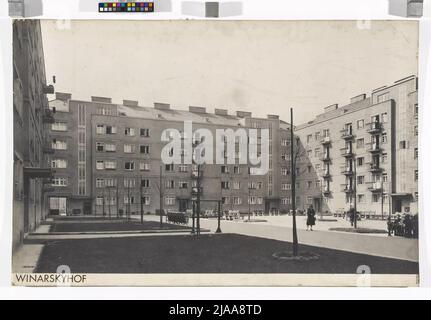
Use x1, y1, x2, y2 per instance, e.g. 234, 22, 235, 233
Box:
11, 18, 420, 286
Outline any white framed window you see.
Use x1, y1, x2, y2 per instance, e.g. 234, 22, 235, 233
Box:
51, 159, 67, 168
178, 164, 188, 172
52, 140, 67, 150
282, 183, 291, 190
232, 197, 242, 205
105, 161, 117, 170
124, 196, 135, 204
96, 197, 104, 206
357, 119, 364, 129
233, 181, 241, 190
140, 145, 150, 154
165, 180, 175, 189
139, 161, 150, 171
140, 128, 150, 137
179, 181, 188, 189
124, 144, 136, 153
141, 179, 150, 188
282, 197, 291, 205
165, 196, 175, 206
105, 143, 116, 152
124, 178, 136, 188
52, 177, 68, 187
142, 196, 151, 205
124, 161, 135, 171
51, 122, 67, 132
124, 127, 135, 136
281, 167, 289, 176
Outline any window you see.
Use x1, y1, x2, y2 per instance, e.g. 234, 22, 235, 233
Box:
415, 104, 419, 117
51, 159, 67, 168
222, 197, 230, 205
306, 134, 312, 143
97, 125, 117, 134
323, 129, 330, 138
358, 194, 365, 203
307, 166, 312, 173
307, 150, 312, 158
96, 178, 104, 188
124, 178, 136, 188
314, 148, 320, 158
357, 119, 364, 129
165, 164, 174, 172
357, 176, 364, 185
179, 181, 188, 189
249, 181, 263, 190
52, 177, 68, 187
124, 127, 135, 136
414, 148, 418, 159
124, 196, 135, 204
178, 165, 188, 172
221, 166, 229, 174
281, 168, 289, 176
52, 140, 67, 150
307, 181, 312, 189
140, 161, 150, 171
372, 194, 380, 203
248, 196, 263, 205
124, 144, 136, 153
356, 138, 364, 149
381, 154, 388, 164
124, 161, 135, 171
140, 145, 150, 154
382, 173, 388, 183
233, 166, 241, 174
414, 126, 418, 136
105, 178, 116, 187
96, 160, 104, 170
165, 180, 175, 189
96, 197, 104, 206
96, 142, 104, 152
106, 125, 116, 134
232, 197, 242, 205
281, 139, 290, 147
221, 181, 230, 190
140, 128, 150, 137
315, 164, 321, 171
233, 181, 241, 190
357, 157, 364, 166
105, 161, 117, 170
165, 196, 175, 206
141, 179, 150, 188
315, 132, 321, 141
51, 122, 67, 131
400, 141, 409, 149
381, 112, 388, 123
105, 143, 116, 152
415, 170, 418, 181
282, 197, 291, 205
316, 180, 321, 188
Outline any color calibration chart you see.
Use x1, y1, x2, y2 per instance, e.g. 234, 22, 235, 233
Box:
99, 2, 154, 12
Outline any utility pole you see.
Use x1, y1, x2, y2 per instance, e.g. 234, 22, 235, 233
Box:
116, 179, 119, 218
196, 164, 201, 236
159, 164, 163, 228
290, 108, 299, 256
140, 176, 144, 224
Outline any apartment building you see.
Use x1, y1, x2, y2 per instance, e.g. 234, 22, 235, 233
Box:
47, 95, 293, 216
295, 75, 418, 217
13, 20, 55, 249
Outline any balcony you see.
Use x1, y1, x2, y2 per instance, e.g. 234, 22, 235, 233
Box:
340, 184, 354, 193
340, 165, 354, 176
366, 142, 382, 153
340, 128, 354, 140
43, 84, 55, 94
340, 147, 354, 157
42, 108, 55, 124
320, 136, 331, 145
191, 171, 203, 179
321, 170, 331, 179
43, 145, 55, 154
366, 122, 382, 134
191, 187, 203, 196
322, 188, 331, 196
367, 181, 383, 192
319, 154, 331, 162
369, 163, 383, 173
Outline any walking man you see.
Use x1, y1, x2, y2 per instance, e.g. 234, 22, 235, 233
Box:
306, 205, 316, 231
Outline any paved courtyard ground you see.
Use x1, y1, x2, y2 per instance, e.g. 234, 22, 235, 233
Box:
35, 233, 418, 274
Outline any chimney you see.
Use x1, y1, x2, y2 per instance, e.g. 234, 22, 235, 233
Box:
324, 104, 338, 113
123, 100, 139, 107
55, 92, 72, 101
154, 102, 170, 110
91, 96, 112, 104
215, 108, 228, 116
189, 106, 206, 113
350, 94, 366, 103
236, 111, 252, 118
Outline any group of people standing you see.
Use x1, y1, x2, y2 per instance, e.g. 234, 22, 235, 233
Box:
387, 213, 419, 238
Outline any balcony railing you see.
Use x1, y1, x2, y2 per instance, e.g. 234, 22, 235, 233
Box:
340, 128, 354, 140
323, 187, 331, 195
366, 142, 382, 153
320, 136, 331, 145
319, 154, 331, 162
369, 163, 383, 172
340, 183, 354, 193
340, 147, 354, 157
340, 165, 354, 175
367, 181, 383, 192
321, 170, 331, 178
366, 122, 382, 134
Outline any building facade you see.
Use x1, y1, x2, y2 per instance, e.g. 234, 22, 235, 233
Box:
13, 20, 55, 250
47, 95, 293, 216
46, 75, 418, 219
295, 75, 419, 217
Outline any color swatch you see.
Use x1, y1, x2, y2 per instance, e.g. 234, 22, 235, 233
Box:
99, 2, 154, 12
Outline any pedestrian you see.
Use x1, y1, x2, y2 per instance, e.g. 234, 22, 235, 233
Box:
387, 215, 393, 237
306, 205, 316, 231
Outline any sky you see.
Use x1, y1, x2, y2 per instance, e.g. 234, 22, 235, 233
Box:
41, 20, 418, 125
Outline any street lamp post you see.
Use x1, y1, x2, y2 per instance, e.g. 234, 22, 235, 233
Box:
216, 200, 222, 233
353, 157, 358, 229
